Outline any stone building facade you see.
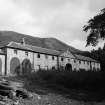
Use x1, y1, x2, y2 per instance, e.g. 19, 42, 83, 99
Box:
0, 41, 100, 76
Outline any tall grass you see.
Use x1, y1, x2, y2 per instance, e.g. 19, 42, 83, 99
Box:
20, 70, 105, 101
24, 70, 105, 92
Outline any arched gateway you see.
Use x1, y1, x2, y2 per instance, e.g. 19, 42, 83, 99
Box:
65, 63, 72, 71
10, 57, 20, 75
22, 59, 32, 75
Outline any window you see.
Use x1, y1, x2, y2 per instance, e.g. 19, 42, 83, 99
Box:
79, 60, 81, 64
45, 54, 48, 59
52, 56, 54, 60
38, 65, 41, 70
68, 59, 70, 62
74, 60, 76, 63
14, 49, 17, 54
2, 48, 6, 53
52, 66, 55, 70
37, 53, 40, 58
25, 51, 28, 56
87, 62, 89, 65
61, 58, 64, 61
84, 61, 85, 64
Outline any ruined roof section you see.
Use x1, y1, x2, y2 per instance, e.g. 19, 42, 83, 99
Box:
6, 41, 60, 56
74, 54, 98, 62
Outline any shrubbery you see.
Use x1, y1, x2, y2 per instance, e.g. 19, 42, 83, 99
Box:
24, 70, 105, 92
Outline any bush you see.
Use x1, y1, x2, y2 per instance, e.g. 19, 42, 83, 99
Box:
24, 70, 105, 92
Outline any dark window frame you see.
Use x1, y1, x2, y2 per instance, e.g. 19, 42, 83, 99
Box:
37, 53, 40, 58
79, 60, 81, 64
68, 59, 70, 62
74, 59, 76, 63
25, 51, 28, 56
84, 61, 85, 64
45, 54, 48, 59
14, 49, 17, 54
52, 56, 54, 60
61, 57, 64, 61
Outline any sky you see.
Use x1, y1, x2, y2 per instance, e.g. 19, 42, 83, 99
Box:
0, 0, 105, 51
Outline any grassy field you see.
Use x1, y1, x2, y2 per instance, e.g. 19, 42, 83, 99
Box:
5, 70, 105, 105
11, 70, 105, 101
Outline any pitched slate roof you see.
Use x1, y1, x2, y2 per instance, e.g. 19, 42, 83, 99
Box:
74, 54, 98, 62
6, 41, 60, 56
2, 41, 99, 62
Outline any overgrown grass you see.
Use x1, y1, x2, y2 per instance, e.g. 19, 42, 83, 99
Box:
21, 70, 105, 101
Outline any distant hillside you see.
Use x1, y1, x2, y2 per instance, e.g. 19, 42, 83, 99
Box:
0, 31, 90, 55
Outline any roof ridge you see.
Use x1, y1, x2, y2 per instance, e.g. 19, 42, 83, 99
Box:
23, 42, 60, 52
74, 54, 97, 62
6, 41, 60, 53
6, 41, 60, 55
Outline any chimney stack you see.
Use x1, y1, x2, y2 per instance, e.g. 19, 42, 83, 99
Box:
21, 37, 25, 45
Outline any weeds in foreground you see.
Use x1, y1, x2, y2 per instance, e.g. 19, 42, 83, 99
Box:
18, 70, 105, 101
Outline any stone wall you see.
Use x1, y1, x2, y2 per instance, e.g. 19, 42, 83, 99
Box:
6, 48, 58, 75
0, 54, 5, 75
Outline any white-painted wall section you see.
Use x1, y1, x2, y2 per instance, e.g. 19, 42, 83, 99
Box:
0, 55, 5, 75
58, 51, 100, 71
6, 48, 33, 75
6, 48, 58, 75
0, 41, 100, 75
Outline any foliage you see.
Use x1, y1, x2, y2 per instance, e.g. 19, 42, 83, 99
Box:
83, 8, 105, 46
19, 70, 105, 101
24, 70, 105, 92
90, 44, 105, 71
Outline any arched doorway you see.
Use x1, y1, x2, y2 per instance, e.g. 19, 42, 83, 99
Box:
65, 63, 72, 71
0, 59, 2, 75
10, 57, 20, 75
22, 59, 32, 75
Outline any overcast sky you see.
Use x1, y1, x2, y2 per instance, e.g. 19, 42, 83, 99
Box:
0, 0, 105, 51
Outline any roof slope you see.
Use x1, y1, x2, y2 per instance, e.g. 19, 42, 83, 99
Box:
6, 41, 60, 56
0, 31, 87, 54
74, 54, 97, 62
6, 42, 98, 62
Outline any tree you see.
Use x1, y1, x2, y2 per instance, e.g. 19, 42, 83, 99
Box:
83, 8, 105, 46
90, 46, 105, 71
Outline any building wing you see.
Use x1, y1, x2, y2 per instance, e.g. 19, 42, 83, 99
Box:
6, 41, 60, 56
74, 54, 98, 62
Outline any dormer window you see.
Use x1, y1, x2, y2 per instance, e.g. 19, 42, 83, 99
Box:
14, 49, 17, 54
37, 53, 40, 58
